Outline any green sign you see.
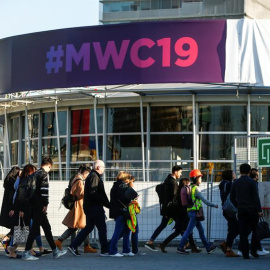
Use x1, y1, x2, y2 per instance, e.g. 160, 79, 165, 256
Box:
258, 138, 270, 167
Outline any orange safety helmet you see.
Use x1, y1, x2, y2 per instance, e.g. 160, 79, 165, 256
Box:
189, 169, 203, 179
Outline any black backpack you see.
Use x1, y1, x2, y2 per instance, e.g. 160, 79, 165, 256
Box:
16, 172, 37, 204
61, 179, 80, 210
155, 182, 165, 204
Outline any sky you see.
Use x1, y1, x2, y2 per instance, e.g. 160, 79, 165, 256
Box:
0, 0, 100, 39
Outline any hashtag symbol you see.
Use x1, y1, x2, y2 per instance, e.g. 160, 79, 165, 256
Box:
45, 45, 64, 74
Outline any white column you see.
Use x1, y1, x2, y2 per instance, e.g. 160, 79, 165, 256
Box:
94, 96, 99, 160
25, 106, 31, 164
140, 96, 146, 182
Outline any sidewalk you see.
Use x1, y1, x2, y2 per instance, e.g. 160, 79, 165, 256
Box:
1, 246, 269, 270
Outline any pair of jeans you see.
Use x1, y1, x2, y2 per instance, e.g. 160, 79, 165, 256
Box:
109, 215, 131, 255
25, 207, 56, 251
238, 209, 259, 258
223, 211, 239, 248
70, 205, 108, 253
60, 227, 89, 245
150, 216, 170, 241
178, 210, 210, 250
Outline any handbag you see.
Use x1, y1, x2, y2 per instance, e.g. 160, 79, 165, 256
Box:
256, 216, 270, 241
196, 207, 205, 221
222, 193, 237, 218
13, 217, 30, 245
118, 199, 131, 220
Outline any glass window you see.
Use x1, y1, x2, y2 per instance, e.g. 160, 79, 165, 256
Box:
22, 114, 39, 139
161, 0, 171, 9
24, 140, 38, 164
199, 134, 234, 160
151, 106, 193, 132
141, 1, 150, 10
199, 105, 247, 132
151, 0, 159, 9
251, 105, 270, 131
11, 142, 18, 165
42, 138, 67, 162
107, 135, 144, 160
10, 117, 19, 141
150, 134, 193, 160
107, 107, 146, 133
71, 109, 103, 135
70, 136, 102, 162
42, 111, 67, 136
172, 0, 181, 8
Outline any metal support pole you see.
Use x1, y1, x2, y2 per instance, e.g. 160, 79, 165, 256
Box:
55, 101, 62, 180
192, 94, 197, 169
25, 106, 32, 164
247, 94, 251, 164
146, 103, 150, 182
4, 107, 11, 168
94, 97, 99, 160
102, 105, 107, 181
140, 96, 146, 182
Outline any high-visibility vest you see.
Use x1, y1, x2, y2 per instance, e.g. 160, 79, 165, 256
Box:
187, 184, 202, 212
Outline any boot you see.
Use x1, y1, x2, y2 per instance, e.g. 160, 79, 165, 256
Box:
84, 244, 97, 253
191, 245, 202, 253
226, 250, 240, 257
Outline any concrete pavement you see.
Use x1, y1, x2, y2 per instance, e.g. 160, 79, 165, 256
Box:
1, 246, 269, 270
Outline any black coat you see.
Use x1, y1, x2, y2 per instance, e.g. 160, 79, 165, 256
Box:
109, 181, 138, 219
0, 176, 16, 229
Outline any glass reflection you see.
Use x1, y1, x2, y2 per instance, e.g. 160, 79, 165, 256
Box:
42, 111, 67, 136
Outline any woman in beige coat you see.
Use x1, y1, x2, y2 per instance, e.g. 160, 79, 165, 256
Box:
55, 165, 97, 253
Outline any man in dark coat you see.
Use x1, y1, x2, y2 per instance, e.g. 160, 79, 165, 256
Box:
145, 165, 182, 251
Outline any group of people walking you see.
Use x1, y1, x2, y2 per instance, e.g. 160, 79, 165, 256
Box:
0, 159, 269, 260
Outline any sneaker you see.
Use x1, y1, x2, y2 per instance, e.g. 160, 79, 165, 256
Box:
55, 240, 62, 250
250, 251, 259, 258
177, 248, 189, 255
238, 250, 252, 257
109, 253, 124, 257
257, 248, 270, 256
41, 249, 52, 256
99, 252, 109, 257
237, 250, 243, 256
23, 251, 39, 260
68, 246, 81, 257
134, 252, 146, 256
84, 244, 97, 253
207, 245, 217, 254
145, 243, 157, 252
122, 252, 135, 256
158, 243, 167, 253
219, 241, 227, 254
53, 248, 67, 259
226, 250, 240, 257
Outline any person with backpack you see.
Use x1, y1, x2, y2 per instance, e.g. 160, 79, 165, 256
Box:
145, 165, 182, 251
55, 165, 97, 253
68, 160, 110, 257
158, 178, 200, 253
218, 170, 240, 257
109, 171, 139, 257
177, 169, 218, 255
22, 157, 67, 260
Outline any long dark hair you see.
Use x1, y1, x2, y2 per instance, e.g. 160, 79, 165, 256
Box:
179, 178, 190, 190
3, 166, 21, 188
222, 170, 234, 182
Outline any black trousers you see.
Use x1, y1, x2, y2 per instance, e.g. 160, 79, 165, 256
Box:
223, 211, 239, 248
238, 209, 259, 258
25, 207, 56, 251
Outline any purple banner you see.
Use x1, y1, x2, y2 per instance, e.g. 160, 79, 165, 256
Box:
0, 21, 226, 94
